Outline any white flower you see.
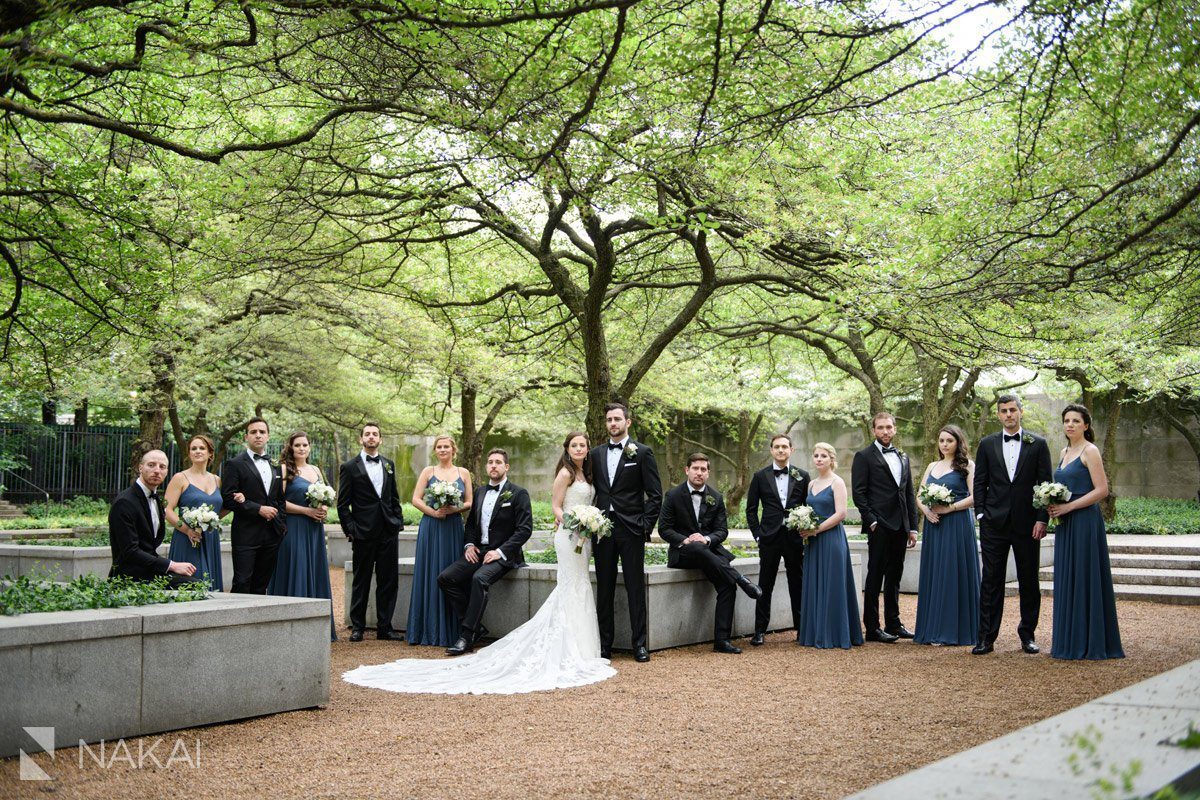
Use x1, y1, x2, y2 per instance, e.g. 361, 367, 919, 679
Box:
785, 505, 817, 532
1032, 482, 1071, 509
563, 505, 613, 553
306, 482, 337, 508
624, 443, 638, 459
918, 483, 954, 507
423, 480, 464, 510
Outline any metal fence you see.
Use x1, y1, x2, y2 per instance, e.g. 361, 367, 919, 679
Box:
0, 424, 331, 505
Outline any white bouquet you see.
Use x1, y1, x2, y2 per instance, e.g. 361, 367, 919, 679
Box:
785, 505, 817, 533
179, 503, 220, 548
917, 483, 954, 508
423, 480, 464, 510
305, 481, 336, 508
562, 504, 613, 553
1032, 482, 1071, 509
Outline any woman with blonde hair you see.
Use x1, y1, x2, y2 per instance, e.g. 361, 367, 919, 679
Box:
407, 434, 473, 646
797, 442, 864, 649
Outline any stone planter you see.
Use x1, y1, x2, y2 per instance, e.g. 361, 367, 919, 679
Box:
344, 553, 863, 651
0, 541, 238, 592
0, 594, 330, 758
847, 535, 1055, 594
326, 525, 554, 574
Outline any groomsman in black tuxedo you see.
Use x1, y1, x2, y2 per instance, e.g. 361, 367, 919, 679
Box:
660, 453, 762, 653
439, 448, 532, 655
746, 433, 810, 645
851, 411, 919, 643
972, 394, 1053, 655
590, 402, 662, 663
109, 449, 200, 587
221, 417, 286, 595
337, 422, 406, 642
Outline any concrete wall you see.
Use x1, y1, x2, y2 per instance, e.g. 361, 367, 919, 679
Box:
0, 594, 331, 758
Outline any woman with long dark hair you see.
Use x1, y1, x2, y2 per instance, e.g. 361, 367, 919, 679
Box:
1047, 404, 1123, 659
551, 431, 592, 528
913, 425, 980, 646
164, 434, 229, 591
268, 430, 336, 640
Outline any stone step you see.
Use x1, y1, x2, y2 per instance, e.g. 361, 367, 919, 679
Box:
1038, 566, 1200, 588
1007, 580, 1200, 605
1108, 542, 1200, 557
0, 509, 23, 519
1109, 553, 1200, 570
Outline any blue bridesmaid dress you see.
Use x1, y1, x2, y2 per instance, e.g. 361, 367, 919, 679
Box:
797, 485, 864, 649
914, 469, 980, 645
267, 474, 336, 640
167, 480, 224, 591
1050, 457, 1123, 660
406, 475, 466, 646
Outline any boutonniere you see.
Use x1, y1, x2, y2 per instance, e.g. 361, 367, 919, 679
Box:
788, 466, 803, 482
624, 443, 637, 459
894, 449, 907, 461
499, 490, 513, 503
703, 494, 716, 507
1022, 434, 1034, 446
384, 462, 394, 476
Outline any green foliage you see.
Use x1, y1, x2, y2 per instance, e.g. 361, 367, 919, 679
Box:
15, 531, 109, 547
1109, 498, 1200, 536
525, 543, 754, 565
1066, 726, 1143, 800
0, 573, 209, 615
24, 496, 110, 519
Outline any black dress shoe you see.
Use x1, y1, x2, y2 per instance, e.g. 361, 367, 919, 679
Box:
971, 642, 994, 655
713, 640, 743, 654
471, 625, 490, 645
736, 576, 763, 600
349, 630, 364, 642
634, 646, 650, 663
1021, 639, 1040, 654
866, 628, 899, 643
750, 632, 765, 647
600, 648, 612, 659
445, 637, 472, 656
887, 626, 915, 640
377, 630, 404, 641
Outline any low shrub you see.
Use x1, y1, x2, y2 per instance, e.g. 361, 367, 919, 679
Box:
0, 573, 209, 615
1109, 497, 1200, 536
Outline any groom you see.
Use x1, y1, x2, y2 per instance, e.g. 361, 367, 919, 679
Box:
438, 448, 532, 656
972, 394, 1052, 655
591, 402, 661, 663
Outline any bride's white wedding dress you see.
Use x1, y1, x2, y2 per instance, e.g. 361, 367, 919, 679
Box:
342, 480, 616, 694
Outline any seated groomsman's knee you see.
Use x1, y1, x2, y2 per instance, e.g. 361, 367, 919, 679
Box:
471, 569, 494, 589
437, 568, 455, 589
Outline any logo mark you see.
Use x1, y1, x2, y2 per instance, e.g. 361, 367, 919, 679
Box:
20, 727, 54, 781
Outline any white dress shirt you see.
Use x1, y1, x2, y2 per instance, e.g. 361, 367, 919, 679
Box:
248, 450, 272, 494
479, 479, 506, 546
773, 463, 790, 506
361, 451, 384, 497
1003, 429, 1023, 481
136, 478, 160, 531
875, 440, 903, 485
606, 437, 628, 483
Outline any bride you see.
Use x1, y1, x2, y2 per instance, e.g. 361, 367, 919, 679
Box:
342, 431, 616, 694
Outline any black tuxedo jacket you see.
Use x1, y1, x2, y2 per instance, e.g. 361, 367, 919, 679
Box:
221, 451, 286, 545
973, 431, 1053, 535
108, 483, 170, 581
464, 481, 532, 566
746, 464, 811, 540
590, 440, 663, 541
658, 482, 733, 569
336, 454, 404, 541
851, 443, 919, 533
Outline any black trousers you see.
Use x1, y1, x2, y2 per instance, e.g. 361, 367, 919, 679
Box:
863, 524, 908, 632
756, 532, 805, 634
231, 538, 280, 595
979, 522, 1041, 644
676, 543, 739, 642
437, 555, 513, 638
348, 534, 399, 634
594, 533, 647, 651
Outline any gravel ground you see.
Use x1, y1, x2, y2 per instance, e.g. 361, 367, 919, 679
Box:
4, 569, 1199, 800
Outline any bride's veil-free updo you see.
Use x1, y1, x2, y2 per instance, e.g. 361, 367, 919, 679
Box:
555, 431, 593, 484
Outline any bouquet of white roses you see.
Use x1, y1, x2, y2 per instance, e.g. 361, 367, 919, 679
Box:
1032, 482, 1071, 509
785, 505, 817, 533
179, 504, 220, 548
562, 504, 613, 553
423, 479, 464, 510
917, 483, 955, 508
306, 481, 336, 508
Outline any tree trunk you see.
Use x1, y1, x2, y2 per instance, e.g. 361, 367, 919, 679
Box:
1097, 385, 1127, 521
460, 382, 484, 482
41, 399, 56, 425
1158, 400, 1200, 503
581, 315, 614, 444
73, 398, 88, 430
724, 411, 763, 517
131, 348, 175, 470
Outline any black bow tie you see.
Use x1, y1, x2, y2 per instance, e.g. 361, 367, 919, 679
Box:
608, 442, 624, 450
366, 455, 381, 463
147, 490, 159, 501
486, 484, 502, 492
252, 453, 269, 462
1003, 434, 1021, 443
690, 489, 705, 497
773, 468, 789, 477
881, 446, 897, 454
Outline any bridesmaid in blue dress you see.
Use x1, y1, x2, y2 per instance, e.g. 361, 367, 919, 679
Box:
1047, 404, 1124, 660
798, 442, 864, 649
914, 425, 980, 646
406, 435, 473, 646
268, 430, 337, 640
164, 434, 230, 591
